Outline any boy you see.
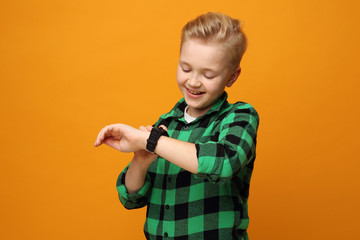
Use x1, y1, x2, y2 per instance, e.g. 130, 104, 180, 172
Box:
94, 12, 259, 240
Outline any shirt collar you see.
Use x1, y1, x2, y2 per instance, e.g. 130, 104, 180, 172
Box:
162, 92, 229, 122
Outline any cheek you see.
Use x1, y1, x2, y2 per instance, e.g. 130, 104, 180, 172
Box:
176, 70, 186, 86
204, 81, 226, 94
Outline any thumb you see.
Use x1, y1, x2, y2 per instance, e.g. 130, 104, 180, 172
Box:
103, 138, 121, 151
159, 125, 168, 132
145, 125, 153, 132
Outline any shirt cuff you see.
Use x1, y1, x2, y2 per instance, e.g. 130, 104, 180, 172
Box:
116, 165, 151, 208
195, 142, 233, 184
117, 178, 151, 202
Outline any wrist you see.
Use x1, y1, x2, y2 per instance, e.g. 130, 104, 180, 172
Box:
146, 127, 169, 153
135, 130, 150, 151
131, 152, 153, 169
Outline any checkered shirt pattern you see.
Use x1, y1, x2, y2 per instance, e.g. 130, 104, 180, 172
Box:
116, 92, 259, 240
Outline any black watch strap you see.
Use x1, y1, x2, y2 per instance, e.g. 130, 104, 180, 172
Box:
146, 127, 168, 153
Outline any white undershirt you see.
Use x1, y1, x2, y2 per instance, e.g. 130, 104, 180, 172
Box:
184, 106, 197, 123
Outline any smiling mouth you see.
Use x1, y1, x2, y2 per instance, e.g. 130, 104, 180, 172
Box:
187, 88, 205, 95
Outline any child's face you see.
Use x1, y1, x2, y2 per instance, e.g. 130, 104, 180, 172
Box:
177, 38, 238, 118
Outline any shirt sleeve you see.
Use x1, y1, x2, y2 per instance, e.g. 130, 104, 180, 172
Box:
195, 103, 259, 184
116, 164, 152, 209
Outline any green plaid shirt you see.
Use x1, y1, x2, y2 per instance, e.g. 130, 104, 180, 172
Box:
117, 92, 259, 240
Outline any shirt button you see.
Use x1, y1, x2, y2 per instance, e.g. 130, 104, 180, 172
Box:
164, 232, 168, 237
165, 204, 169, 210
183, 126, 188, 130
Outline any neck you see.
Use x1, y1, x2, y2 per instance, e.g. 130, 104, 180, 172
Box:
186, 106, 211, 118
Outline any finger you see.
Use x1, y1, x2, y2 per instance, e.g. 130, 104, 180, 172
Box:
159, 125, 168, 131
100, 125, 117, 140
145, 125, 153, 132
96, 127, 108, 145
95, 127, 106, 146
94, 140, 102, 147
113, 136, 121, 141
96, 125, 113, 145
139, 126, 147, 131
103, 138, 121, 151
95, 124, 122, 146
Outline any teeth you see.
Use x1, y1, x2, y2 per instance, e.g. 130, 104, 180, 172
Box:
189, 90, 203, 95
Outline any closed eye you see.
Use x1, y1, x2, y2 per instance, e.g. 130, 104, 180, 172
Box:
204, 74, 215, 79
182, 67, 191, 73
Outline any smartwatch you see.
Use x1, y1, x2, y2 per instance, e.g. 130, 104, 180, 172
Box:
146, 127, 169, 153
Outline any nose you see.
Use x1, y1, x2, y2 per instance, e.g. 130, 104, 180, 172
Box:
187, 74, 201, 88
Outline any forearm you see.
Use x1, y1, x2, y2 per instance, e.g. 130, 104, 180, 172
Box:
94, 124, 199, 175
156, 136, 198, 174
125, 154, 152, 194
136, 131, 198, 174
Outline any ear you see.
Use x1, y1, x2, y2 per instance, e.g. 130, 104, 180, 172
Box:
226, 67, 241, 87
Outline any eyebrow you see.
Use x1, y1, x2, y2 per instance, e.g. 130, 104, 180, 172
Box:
179, 60, 216, 72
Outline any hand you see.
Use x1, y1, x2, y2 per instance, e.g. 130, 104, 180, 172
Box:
133, 125, 158, 163
132, 125, 168, 164
94, 123, 148, 152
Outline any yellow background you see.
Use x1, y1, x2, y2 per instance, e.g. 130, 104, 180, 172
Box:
1, 0, 359, 239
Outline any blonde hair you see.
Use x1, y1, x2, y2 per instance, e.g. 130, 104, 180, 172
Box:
181, 12, 247, 70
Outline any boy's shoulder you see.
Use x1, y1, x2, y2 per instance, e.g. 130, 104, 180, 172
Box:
225, 101, 259, 118
217, 100, 259, 127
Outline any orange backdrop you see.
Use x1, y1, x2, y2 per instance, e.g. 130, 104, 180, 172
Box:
1, 0, 359, 239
